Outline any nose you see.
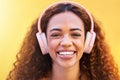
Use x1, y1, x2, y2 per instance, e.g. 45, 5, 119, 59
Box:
60, 35, 72, 47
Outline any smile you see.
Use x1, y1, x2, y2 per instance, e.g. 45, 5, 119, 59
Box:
57, 50, 76, 56
58, 51, 74, 55
57, 51, 76, 59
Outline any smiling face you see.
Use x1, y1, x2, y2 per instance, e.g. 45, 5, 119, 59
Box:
46, 11, 85, 68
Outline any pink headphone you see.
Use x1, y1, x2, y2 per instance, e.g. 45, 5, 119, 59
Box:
36, 1, 96, 55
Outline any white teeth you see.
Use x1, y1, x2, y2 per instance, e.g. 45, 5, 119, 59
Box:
59, 52, 74, 55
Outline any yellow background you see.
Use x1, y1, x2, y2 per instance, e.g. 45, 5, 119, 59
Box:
0, 0, 120, 80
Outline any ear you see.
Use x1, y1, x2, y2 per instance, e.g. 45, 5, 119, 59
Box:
84, 31, 96, 54
36, 32, 48, 55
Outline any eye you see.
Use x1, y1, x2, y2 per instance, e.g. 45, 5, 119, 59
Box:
71, 33, 81, 36
50, 32, 62, 38
51, 33, 60, 37
71, 33, 81, 38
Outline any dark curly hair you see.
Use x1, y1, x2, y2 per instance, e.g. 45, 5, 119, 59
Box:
7, 2, 120, 80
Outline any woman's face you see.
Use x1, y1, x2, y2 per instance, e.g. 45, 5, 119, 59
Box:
47, 11, 85, 68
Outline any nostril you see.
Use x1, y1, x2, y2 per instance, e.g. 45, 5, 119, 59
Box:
60, 37, 73, 47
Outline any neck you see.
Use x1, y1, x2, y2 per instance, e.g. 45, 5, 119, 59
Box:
51, 63, 80, 80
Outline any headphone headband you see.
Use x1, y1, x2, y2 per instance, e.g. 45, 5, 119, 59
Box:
37, 1, 94, 33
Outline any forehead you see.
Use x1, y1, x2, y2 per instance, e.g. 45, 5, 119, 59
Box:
47, 11, 84, 29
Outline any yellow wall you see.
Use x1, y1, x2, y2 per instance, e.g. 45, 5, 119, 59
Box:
0, 0, 120, 80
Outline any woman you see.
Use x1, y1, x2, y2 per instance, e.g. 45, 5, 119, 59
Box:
7, 1, 120, 80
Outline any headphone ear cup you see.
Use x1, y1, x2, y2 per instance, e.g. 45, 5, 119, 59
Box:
36, 32, 48, 55
84, 31, 96, 54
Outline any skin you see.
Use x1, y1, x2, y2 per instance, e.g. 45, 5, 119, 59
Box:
46, 11, 85, 80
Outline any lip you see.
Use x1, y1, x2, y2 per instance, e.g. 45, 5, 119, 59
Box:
56, 50, 76, 59
57, 50, 76, 54
57, 50, 76, 52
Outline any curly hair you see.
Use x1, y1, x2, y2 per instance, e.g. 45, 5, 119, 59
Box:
7, 2, 120, 80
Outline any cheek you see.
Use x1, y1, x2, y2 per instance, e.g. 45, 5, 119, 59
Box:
75, 40, 85, 60
77, 41, 84, 50
47, 39, 59, 53
75, 38, 85, 52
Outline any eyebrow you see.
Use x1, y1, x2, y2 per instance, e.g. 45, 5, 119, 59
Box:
70, 28, 82, 31
50, 28, 82, 32
50, 28, 62, 32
